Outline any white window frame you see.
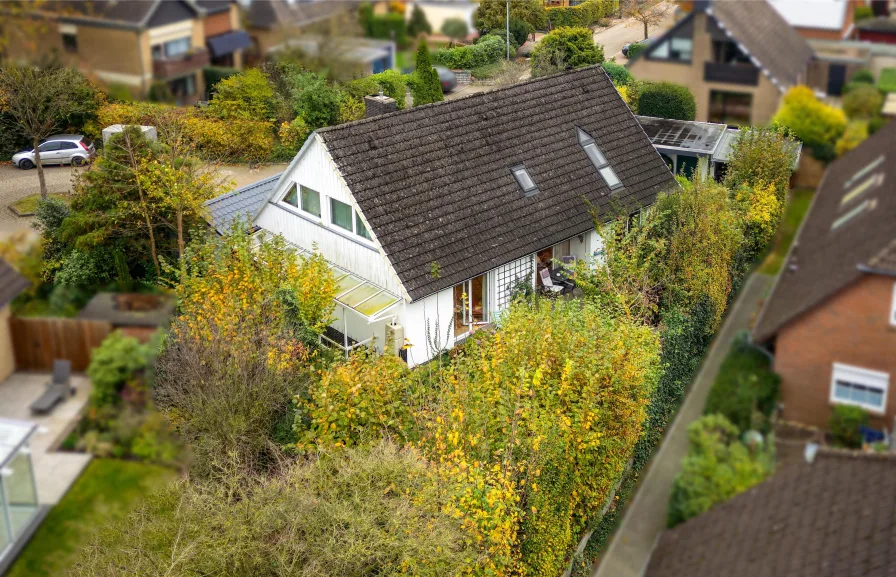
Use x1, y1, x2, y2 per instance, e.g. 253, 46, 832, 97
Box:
829, 362, 889, 414
890, 282, 896, 328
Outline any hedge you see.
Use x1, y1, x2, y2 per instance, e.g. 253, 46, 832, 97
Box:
602, 61, 632, 86
878, 67, 896, 93
547, 0, 618, 28
432, 34, 505, 70
363, 12, 408, 49
637, 82, 697, 120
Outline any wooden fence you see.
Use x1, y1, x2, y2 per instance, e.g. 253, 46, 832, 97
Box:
11, 317, 112, 372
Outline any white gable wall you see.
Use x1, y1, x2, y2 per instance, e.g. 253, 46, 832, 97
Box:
255, 135, 407, 298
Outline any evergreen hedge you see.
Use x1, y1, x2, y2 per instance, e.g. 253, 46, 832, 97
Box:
547, 0, 618, 28
637, 82, 696, 120
432, 34, 505, 70
602, 61, 633, 86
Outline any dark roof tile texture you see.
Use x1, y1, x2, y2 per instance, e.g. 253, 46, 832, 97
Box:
0, 259, 30, 309
753, 121, 896, 341
644, 449, 896, 577
711, 0, 813, 88
318, 65, 675, 300
205, 173, 282, 235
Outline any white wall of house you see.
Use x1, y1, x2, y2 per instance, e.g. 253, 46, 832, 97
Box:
400, 288, 455, 368
255, 136, 407, 298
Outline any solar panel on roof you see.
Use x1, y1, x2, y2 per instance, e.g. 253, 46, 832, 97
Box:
635, 116, 726, 153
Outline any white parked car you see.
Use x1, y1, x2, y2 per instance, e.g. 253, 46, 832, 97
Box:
12, 135, 95, 169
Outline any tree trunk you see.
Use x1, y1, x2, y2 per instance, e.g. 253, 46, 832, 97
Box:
122, 132, 161, 278
33, 137, 48, 199
643, 20, 649, 40
176, 209, 184, 259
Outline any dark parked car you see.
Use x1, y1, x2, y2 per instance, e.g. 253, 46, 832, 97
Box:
12, 135, 95, 169
435, 66, 457, 93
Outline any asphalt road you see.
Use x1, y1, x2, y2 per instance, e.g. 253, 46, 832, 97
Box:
593, 4, 677, 61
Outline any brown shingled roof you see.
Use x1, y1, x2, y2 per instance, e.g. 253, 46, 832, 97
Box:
709, 0, 814, 89
753, 121, 896, 342
315, 65, 676, 300
644, 448, 896, 577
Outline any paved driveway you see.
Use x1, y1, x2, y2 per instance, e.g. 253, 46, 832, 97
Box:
595, 3, 677, 61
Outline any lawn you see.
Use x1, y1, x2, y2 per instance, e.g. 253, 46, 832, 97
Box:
10, 192, 70, 215
758, 188, 815, 276
6, 459, 177, 577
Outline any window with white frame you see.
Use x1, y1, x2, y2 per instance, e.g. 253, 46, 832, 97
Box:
830, 363, 889, 413
329, 198, 373, 241
300, 186, 321, 217
577, 127, 622, 190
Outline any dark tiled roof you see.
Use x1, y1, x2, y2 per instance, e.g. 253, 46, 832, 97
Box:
23, 0, 201, 29
246, 0, 357, 29
0, 259, 30, 309
644, 449, 896, 577
753, 121, 896, 342
317, 65, 676, 300
195, 0, 233, 14
709, 0, 814, 88
205, 173, 282, 235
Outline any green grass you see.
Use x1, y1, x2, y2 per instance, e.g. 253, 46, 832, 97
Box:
878, 67, 896, 93
758, 188, 815, 275
471, 61, 505, 79
6, 459, 177, 577
10, 193, 70, 215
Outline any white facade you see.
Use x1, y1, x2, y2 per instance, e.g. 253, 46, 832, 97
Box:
254, 135, 607, 367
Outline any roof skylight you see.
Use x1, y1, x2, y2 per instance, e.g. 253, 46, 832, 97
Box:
831, 199, 873, 231
577, 127, 623, 190
841, 173, 883, 206
511, 165, 539, 196
843, 155, 884, 189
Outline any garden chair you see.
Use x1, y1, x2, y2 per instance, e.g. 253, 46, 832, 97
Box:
539, 267, 565, 296
30, 359, 74, 415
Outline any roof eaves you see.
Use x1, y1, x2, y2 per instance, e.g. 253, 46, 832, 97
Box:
706, 6, 787, 93
138, 0, 162, 29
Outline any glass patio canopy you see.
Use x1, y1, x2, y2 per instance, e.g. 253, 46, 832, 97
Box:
282, 239, 402, 321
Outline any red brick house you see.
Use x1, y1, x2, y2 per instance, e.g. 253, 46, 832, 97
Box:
753, 121, 896, 430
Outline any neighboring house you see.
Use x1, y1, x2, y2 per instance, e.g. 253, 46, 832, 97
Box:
267, 35, 396, 76
0, 259, 29, 383
643, 447, 896, 577
636, 115, 803, 181
857, 15, 896, 43
207, 66, 676, 367
243, 0, 360, 65
753, 121, 896, 430
0, 0, 249, 104
768, 0, 861, 41
807, 37, 896, 94
627, 0, 814, 126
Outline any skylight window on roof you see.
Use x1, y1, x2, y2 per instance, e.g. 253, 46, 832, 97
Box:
511, 165, 539, 196
844, 155, 884, 189
577, 127, 623, 190
841, 173, 883, 206
831, 199, 871, 231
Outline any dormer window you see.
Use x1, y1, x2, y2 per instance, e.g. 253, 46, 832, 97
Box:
511, 165, 539, 196
577, 128, 622, 190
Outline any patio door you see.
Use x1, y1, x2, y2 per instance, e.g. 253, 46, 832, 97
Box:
453, 274, 488, 336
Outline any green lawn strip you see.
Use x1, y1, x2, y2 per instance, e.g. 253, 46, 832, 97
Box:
758, 188, 814, 276
6, 459, 177, 577
878, 67, 896, 93
10, 193, 70, 216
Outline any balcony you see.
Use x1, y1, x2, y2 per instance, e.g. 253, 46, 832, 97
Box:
703, 61, 759, 86
152, 48, 210, 80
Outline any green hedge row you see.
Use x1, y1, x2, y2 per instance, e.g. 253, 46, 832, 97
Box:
432, 34, 505, 70
547, 0, 618, 28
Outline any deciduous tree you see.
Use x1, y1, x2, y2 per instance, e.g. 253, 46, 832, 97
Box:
624, 0, 671, 40
441, 17, 469, 47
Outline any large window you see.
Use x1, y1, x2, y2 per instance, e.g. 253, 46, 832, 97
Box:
152, 36, 191, 60
61, 33, 78, 53
330, 198, 353, 231
830, 363, 889, 413
301, 186, 321, 217
283, 184, 299, 207
708, 91, 752, 127
647, 18, 693, 63
712, 40, 751, 65
454, 274, 488, 337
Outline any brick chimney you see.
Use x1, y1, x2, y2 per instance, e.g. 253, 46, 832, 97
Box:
364, 92, 398, 118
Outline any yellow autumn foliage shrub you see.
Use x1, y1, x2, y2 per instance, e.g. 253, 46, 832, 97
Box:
295, 298, 661, 576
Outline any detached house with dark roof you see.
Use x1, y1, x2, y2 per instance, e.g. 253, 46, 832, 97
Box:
628, 0, 814, 126
754, 121, 896, 430
207, 66, 676, 366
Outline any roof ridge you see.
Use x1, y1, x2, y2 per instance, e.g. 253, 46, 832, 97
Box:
318, 64, 608, 135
